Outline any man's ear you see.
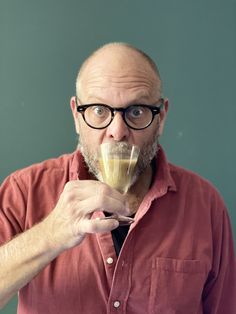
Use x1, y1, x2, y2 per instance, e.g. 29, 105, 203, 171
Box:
70, 96, 80, 134
70, 96, 77, 116
158, 98, 169, 135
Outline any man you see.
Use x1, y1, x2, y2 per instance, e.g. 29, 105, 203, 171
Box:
0, 42, 235, 313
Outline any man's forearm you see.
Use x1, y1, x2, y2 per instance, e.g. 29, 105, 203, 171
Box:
0, 219, 64, 308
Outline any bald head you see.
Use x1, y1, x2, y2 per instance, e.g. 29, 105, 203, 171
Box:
76, 42, 162, 100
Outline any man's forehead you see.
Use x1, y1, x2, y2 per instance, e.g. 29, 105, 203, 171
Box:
82, 67, 158, 85
84, 89, 159, 104
77, 44, 161, 100
81, 46, 158, 79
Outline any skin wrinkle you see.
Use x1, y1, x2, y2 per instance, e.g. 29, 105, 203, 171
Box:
83, 80, 154, 89
82, 89, 160, 106
82, 70, 158, 82
82, 95, 161, 107
80, 78, 160, 98
79, 74, 160, 106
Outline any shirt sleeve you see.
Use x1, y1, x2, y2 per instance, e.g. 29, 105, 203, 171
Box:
202, 202, 236, 313
0, 174, 27, 245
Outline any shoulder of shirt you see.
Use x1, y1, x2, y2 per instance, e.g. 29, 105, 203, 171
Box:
167, 162, 229, 220
168, 162, 224, 201
9, 151, 77, 181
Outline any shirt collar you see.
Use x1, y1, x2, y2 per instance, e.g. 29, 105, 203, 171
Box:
69, 149, 93, 181
150, 145, 177, 195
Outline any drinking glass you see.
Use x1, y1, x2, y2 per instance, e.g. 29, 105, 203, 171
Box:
98, 142, 140, 225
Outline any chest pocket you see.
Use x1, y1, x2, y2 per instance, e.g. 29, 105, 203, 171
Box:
148, 257, 207, 314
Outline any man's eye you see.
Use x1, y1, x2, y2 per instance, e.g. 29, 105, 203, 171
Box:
92, 106, 107, 116
129, 107, 144, 118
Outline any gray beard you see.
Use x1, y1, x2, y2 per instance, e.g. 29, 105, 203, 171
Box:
77, 131, 160, 187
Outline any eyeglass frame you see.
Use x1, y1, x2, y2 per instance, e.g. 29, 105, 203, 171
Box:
75, 96, 165, 130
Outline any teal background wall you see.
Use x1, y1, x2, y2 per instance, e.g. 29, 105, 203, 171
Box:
0, 0, 235, 312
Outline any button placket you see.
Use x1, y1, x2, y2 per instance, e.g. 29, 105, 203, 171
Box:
108, 233, 135, 313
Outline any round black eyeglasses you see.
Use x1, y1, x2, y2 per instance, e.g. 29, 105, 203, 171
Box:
75, 97, 164, 130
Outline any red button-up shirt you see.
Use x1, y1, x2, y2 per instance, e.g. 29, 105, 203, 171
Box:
0, 147, 235, 313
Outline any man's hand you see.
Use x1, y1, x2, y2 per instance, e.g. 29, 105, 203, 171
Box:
0, 179, 128, 307
44, 180, 128, 250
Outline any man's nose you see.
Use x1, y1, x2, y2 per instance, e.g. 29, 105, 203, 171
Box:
105, 112, 130, 141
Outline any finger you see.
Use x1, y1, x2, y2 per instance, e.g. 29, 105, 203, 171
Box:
79, 194, 129, 216
79, 218, 119, 234
102, 215, 134, 222
101, 215, 135, 226
66, 180, 127, 203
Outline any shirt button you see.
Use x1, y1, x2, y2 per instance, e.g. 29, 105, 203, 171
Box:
106, 257, 114, 264
113, 301, 121, 308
